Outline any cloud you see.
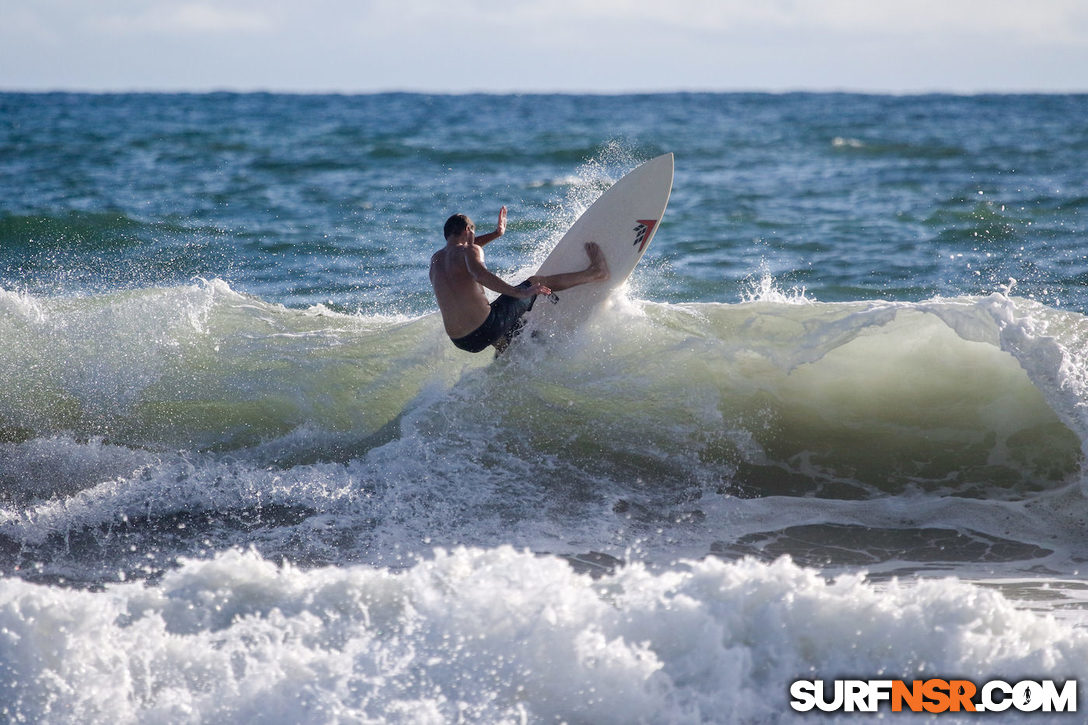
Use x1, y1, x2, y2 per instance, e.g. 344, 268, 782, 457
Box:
454, 0, 1088, 45
97, 3, 276, 36
796, 0, 1088, 44
3, 0, 1086, 91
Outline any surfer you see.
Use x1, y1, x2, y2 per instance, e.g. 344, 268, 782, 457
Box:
430, 206, 609, 353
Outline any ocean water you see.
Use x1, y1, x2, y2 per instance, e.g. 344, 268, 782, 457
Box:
2, 92, 1088, 722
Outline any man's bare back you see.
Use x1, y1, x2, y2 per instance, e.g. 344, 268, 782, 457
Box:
430, 206, 609, 352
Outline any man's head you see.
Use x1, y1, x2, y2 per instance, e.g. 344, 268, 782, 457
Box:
444, 213, 475, 240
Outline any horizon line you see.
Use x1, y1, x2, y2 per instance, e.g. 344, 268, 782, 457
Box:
4, 86, 1088, 97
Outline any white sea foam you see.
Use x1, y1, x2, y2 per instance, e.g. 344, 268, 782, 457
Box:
0, 547, 1084, 724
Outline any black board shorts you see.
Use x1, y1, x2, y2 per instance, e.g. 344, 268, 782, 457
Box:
450, 281, 537, 353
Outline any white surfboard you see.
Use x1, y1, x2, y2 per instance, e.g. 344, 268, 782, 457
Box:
526, 152, 673, 334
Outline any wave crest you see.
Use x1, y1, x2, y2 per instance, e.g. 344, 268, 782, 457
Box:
0, 282, 1084, 503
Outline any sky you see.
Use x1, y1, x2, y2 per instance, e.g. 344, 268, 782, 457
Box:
2, 0, 1087, 94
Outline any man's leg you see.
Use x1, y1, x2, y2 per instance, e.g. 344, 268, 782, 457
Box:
529, 242, 610, 292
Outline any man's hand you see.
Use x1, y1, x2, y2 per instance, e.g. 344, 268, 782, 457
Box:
523, 281, 551, 297
473, 206, 507, 246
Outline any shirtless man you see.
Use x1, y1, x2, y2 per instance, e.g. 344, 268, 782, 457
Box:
430, 206, 609, 353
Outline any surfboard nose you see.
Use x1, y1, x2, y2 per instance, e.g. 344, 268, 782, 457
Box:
528, 151, 674, 334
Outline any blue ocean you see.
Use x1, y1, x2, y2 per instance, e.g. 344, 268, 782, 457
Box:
2, 92, 1087, 722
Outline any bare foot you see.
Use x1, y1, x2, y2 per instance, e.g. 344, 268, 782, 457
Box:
585, 242, 610, 282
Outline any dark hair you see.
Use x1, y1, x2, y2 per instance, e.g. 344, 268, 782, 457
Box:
444, 214, 473, 240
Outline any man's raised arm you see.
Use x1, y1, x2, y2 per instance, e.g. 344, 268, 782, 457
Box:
473, 206, 507, 246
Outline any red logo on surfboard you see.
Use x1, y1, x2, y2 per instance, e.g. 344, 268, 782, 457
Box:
632, 219, 657, 252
